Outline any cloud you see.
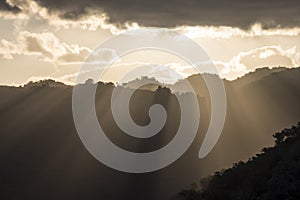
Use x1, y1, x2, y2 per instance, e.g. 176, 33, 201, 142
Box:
87, 48, 119, 64
239, 46, 299, 67
0, 0, 136, 33
12, 0, 299, 29
175, 24, 300, 39
0, 39, 19, 59
0, 0, 20, 13
0, 31, 92, 64
215, 46, 300, 79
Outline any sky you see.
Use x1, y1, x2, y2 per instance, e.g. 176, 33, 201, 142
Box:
0, 0, 299, 85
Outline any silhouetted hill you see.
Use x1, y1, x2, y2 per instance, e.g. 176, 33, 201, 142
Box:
178, 122, 300, 200
230, 66, 287, 88
24, 79, 69, 88
122, 76, 162, 91
0, 67, 299, 200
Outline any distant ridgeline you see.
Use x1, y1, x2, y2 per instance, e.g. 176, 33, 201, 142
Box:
178, 122, 300, 200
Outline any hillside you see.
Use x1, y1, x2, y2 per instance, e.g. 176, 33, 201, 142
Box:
178, 122, 300, 200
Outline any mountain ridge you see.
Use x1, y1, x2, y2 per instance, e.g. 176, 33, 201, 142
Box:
3, 66, 296, 90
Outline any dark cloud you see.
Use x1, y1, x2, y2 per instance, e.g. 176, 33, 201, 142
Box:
0, 0, 21, 13
7, 0, 300, 28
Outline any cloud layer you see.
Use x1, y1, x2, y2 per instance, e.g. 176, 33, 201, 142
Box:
2, 0, 299, 29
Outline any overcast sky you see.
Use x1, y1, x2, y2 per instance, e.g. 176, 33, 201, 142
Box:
0, 0, 299, 85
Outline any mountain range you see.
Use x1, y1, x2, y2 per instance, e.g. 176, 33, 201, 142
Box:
0, 67, 299, 200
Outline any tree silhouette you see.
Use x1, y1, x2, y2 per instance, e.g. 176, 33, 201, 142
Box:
178, 122, 300, 200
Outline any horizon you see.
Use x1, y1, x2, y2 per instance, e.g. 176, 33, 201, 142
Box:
0, 65, 296, 87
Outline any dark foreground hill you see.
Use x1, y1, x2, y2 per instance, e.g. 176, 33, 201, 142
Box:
178, 122, 300, 200
0, 67, 299, 200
